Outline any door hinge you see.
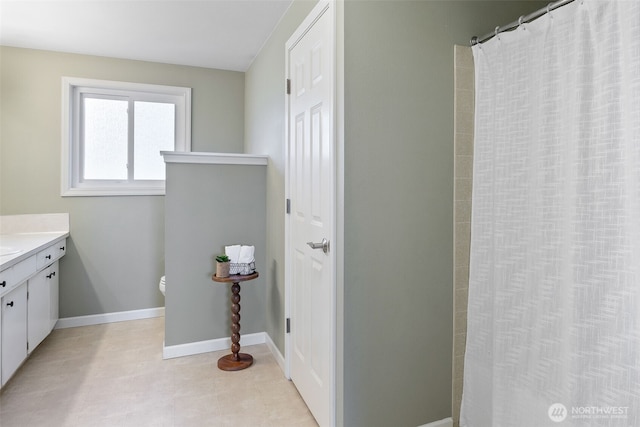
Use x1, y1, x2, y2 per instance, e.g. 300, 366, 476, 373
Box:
27, 341, 29, 351
286, 317, 291, 333
286, 79, 291, 95
286, 198, 291, 214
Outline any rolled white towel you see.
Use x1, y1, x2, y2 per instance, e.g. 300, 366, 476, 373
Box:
225, 245, 241, 263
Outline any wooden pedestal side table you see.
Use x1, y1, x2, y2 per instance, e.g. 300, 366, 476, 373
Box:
211, 271, 259, 371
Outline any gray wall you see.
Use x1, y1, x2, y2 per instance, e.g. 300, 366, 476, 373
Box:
344, 3, 545, 425
164, 163, 266, 347
0, 47, 245, 317
245, 1, 545, 426
244, 0, 318, 353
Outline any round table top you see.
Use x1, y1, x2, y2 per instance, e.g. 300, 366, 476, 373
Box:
211, 271, 259, 283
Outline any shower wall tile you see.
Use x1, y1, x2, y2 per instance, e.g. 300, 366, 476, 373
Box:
455, 265, 469, 291
454, 178, 472, 201
456, 45, 475, 70
455, 132, 474, 156
455, 156, 473, 178
455, 106, 475, 135
455, 288, 468, 313
455, 309, 467, 329
453, 44, 474, 427
456, 89, 475, 117
455, 200, 472, 224
454, 223, 471, 263
453, 329, 467, 357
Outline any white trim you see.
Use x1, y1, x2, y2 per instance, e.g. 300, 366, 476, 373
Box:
335, 0, 345, 423
55, 307, 165, 329
265, 332, 286, 374
61, 186, 166, 197
161, 151, 268, 166
54, 310, 286, 370
61, 77, 192, 197
162, 332, 265, 359
417, 418, 454, 427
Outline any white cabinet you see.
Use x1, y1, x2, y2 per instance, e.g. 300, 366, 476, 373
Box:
49, 262, 59, 331
0, 256, 37, 294
1, 282, 27, 386
28, 262, 57, 353
0, 268, 13, 293
0, 238, 66, 388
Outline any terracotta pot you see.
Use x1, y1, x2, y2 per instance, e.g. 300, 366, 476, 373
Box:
216, 261, 230, 278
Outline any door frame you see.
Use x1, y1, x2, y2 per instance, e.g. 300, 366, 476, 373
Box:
284, 0, 338, 425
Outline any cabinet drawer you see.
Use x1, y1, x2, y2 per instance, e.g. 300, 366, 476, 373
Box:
36, 247, 56, 270
0, 268, 13, 294
57, 239, 67, 259
0, 256, 37, 298
36, 239, 66, 270
13, 256, 37, 286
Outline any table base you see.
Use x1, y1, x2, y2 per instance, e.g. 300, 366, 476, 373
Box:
217, 353, 254, 371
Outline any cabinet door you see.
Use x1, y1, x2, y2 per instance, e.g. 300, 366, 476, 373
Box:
2, 282, 27, 386
28, 268, 51, 353
49, 261, 59, 331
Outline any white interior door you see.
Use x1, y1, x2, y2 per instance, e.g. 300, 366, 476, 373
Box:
285, 2, 335, 426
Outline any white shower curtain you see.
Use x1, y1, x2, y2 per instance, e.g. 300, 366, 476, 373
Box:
461, 1, 640, 426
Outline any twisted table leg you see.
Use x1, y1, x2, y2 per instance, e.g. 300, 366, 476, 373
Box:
218, 282, 254, 371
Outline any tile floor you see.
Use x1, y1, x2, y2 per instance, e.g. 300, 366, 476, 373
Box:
0, 317, 318, 427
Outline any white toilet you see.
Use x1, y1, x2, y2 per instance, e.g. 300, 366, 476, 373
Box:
159, 276, 166, 296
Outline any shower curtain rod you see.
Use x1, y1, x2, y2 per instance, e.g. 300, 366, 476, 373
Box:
470, 0, 576, 46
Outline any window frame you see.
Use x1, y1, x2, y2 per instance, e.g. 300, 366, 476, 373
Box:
61, 77, 191, 196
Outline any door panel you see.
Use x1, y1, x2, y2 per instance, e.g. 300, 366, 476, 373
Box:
286, 2, 334, 426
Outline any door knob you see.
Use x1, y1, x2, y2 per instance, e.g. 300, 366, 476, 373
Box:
307, 238, 330, 254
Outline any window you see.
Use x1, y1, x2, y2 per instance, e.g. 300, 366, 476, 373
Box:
61, 77, 191, 196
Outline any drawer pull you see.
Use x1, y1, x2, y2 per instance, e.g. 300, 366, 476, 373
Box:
0, 281, 5, 288
6, 301, 13, 307
60, 246, 65, 251
47, 272, 56, 279
46, 255, 52, 260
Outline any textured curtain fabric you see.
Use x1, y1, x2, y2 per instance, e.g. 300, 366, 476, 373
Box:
461, 1, 640, 426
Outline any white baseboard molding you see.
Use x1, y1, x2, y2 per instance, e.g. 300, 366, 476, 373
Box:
265, 332, 286, 375
418, 418, 453, 427
55, 307, 165, 329
55, 311, 287, 371
163, 332, 266, 360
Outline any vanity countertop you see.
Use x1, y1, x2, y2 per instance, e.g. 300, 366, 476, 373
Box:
0, 213, 70, 271
0, 232, 69, 270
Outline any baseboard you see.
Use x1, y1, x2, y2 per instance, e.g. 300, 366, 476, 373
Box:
55, 310, 287, 370
163, 332, 266, 359
265, 332, 286, 375
418, 417, 453, 427
55, 307, 165, 329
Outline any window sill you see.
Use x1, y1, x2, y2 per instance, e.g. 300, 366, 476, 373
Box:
61, 186, 165, 197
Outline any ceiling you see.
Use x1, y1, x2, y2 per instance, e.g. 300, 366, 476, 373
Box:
0, 0, 294, 72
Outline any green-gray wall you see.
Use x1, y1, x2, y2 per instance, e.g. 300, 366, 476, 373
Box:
0, 47, 244, 317
164, 162, 266, 347
244, 0, 319, 354
245, 1, 545, 426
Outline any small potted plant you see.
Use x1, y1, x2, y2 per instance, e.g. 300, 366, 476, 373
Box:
215, 254, 231, 278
